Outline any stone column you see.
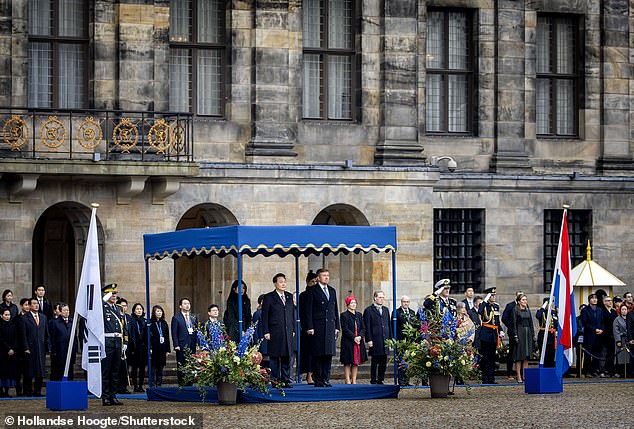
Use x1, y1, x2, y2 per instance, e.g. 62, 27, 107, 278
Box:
0, 0, 12, 107
118, 0, 156, 111
93, 0, 118, 110
490, 0, 532, 173
375, 0, 425, 166
246, 0, 297, 160
597, 0, 633, 174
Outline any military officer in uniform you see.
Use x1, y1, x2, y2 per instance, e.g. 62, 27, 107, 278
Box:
423, 279, 457, 316
478, 287, 504, 384
101, 284, 127, 406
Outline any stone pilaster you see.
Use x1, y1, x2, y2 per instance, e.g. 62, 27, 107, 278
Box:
93, 0, 118, 110
0, 0, 12, 107
375, 0, 424, 166
246, 0, 297, 160
9, 0, 26, 107
118, 1, 156, 111
490, 0, 532, 173
597, 0, 634, 174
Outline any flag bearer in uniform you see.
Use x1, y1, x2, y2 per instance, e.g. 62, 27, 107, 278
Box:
478, 287, 504, 384
101, 284, 127, 406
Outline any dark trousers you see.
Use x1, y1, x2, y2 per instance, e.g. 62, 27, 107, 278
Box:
370, 354, 387, 383
101, 340, 121, 400
269, 355, 291, 383
311, 355, 333, 384
506, 340, 516, 376
117, 358, 129, 392
479, 340, 497, 383
151, 364, 164, 386
15, 355, 30, 395
175, 349, 193, 386
130, 364, 146, 388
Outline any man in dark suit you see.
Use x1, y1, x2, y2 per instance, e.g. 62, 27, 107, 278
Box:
101, 284, 126, 406
364, 291, 392, 384
478, 287, 504, 384
462, 287, 480, 325
501, 290, 522, 380
262, 273, 295, 387
49, 303, 78, 381
580, 294, 605, 376
171, 297, 198, 386
34, 284, 54, 321
24, 297, 48, 396
396, 295, 417, 385
116, 297, 133, 394
305, 268, 339, 387
14, 298, 32, 396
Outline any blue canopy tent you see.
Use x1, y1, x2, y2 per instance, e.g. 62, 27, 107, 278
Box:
143, 225, 398, 386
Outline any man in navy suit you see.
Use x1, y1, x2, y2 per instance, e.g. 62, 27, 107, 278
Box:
49, 303, 77, 380
262, 273, 295, 387
363, 291, 392, 384
34, 284, 54, 321
24, 297, 48, 396
171, 297, 198, 386
305, 268, 339, 387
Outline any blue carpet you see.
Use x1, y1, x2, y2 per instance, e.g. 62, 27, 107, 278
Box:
146, 383, 400, 403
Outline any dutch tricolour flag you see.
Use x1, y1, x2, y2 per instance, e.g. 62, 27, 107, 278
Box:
551, 210, 577, 378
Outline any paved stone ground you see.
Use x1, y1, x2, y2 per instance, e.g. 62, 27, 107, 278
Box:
1, 380, 633, 428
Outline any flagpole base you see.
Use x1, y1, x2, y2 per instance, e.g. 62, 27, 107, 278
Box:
524, 368, 563, 394
46, 381, 88, 410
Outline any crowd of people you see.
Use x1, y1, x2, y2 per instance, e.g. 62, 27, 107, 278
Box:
1, 276, 633, 403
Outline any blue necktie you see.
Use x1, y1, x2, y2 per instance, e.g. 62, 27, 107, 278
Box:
323, 286, 329, 300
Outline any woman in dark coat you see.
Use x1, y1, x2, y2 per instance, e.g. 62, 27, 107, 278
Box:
0, 290, 18, 319
340, 296, 367, 384
298, 271, 317, 383
512, 294, 535, 383
252, 295, 269, 368
149, 305, 170, 387
129, 303, 148, 392
0, 309, 17, 396
224, 280, 252, 343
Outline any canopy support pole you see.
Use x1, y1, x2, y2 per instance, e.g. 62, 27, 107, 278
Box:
145, 258, 153, 387
237, 253, 243, 337
392, 251, 398, 385
295, 254, 301, 384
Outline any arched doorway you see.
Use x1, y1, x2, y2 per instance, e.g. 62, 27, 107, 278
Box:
32, 202, 105, 309
310, 204, 375, 310
174, 204, 239, 317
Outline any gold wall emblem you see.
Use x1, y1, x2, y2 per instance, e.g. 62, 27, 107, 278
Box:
40, 116, 66, 148
78, 116, 103, 149
2, 115, 29, 150
170, 120, 186, 154
112, 118, 139, 153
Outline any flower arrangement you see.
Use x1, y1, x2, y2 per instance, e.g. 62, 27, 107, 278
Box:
388, 304, 480, 390
180, 321, 281, 397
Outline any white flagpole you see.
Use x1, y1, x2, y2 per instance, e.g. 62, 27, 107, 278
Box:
63, 312, 80, 379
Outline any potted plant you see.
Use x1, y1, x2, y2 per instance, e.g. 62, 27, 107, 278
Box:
389, 305, 480, 397
180, 322, 281, 404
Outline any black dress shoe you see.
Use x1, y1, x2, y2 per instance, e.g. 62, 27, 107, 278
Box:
134, 387, 145, 393
323, 382, 332, 387
118, 389, 131, 394
111, 398, 123, 405
314, 382, 325, 387
377, 381, 384, 385
102, 399, 112, 406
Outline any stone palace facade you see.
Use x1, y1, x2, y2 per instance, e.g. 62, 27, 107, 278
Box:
1, 0, 634, 316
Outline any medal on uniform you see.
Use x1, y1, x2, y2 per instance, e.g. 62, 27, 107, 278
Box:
188, 327, 193, 334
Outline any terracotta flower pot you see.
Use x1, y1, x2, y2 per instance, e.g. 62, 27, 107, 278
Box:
217, 382, 238, 405
428, 374, 450, 398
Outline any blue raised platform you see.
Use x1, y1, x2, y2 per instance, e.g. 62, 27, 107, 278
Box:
46, 380, 88, 410
146, 383, 400, 403
524, 367, 563, 394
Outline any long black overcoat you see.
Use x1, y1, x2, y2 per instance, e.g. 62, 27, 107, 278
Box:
261, 290, 295, 357
305, 284, 339, 356
363, 305, 391, 356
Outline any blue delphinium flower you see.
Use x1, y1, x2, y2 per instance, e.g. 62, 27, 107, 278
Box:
197, 330, 211, 351
237, 322, 257, 357
209, 320, 226, 352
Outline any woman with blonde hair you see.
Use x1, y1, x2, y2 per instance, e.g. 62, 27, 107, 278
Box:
456, 301, 475, 343
512, 294, 535, 383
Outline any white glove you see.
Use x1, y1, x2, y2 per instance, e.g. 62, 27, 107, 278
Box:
484, 293, 491, 303
102, 292, 112, 302
434, 287, 444, 296
541, 301, 549, 309
499, 331, 505, 339
122, 344, 128, 353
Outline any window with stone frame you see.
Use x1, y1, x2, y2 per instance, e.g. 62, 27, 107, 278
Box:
433, 209, 484, 293
543, 209, 592, 292
169, 0, 226, 116
302, 0, 357, 120
536, 15, 580, 137
425, 9, 475, 135
27, 0, 89, 109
